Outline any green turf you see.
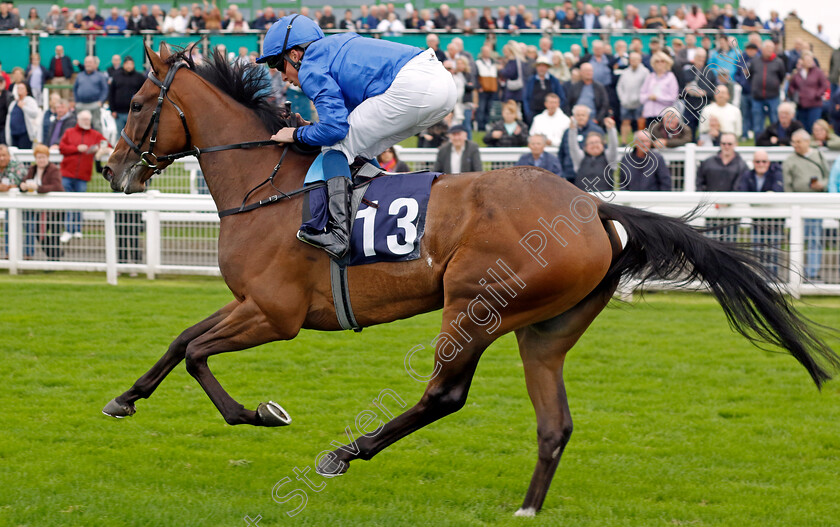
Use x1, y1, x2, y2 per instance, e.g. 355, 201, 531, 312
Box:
0, 274, 838, 526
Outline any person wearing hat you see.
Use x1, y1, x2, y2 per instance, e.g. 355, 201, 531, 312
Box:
258, 14, 456, 259
433, 124, 482, 174
523, 56, 566, 124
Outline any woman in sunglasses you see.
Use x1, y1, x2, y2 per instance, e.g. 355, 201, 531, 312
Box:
258, 14, 456, 259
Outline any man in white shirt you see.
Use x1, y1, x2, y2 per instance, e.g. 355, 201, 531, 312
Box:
376, 12, 405, 36
529, 93, 570, 147
598, 5, 614, 30
537, 36, 554, 63
816, 24, 831, 45
699, 84, 742, 138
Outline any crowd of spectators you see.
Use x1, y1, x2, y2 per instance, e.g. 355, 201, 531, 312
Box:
0, 37, 292, 261
1, 5, 840, 278
0, 0, 271, 34
0, 46, 121, 254
399, 21, 836, 280
417, 25, 839, 168
0, 1, 804, 36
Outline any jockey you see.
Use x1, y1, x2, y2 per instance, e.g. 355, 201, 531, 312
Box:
258, 14, 456, 259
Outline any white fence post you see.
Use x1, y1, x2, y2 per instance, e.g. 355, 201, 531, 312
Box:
7, 192, 20, 275
104, 209, 118, 285
146, 211, 161, 279
145, 190, 161, 279
788, 205, 804, 299
683, 143, 697, 192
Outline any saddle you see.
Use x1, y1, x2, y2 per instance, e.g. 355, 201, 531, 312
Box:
349, 157, 388, 183
301, 157, 439, 332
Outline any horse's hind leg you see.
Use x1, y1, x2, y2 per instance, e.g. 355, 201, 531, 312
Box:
514, 336, 575, 517
103, 302, 237, 418
514, 280, 617, 517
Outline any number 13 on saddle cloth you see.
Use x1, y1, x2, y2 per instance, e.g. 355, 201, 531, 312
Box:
302, 156, 438, 266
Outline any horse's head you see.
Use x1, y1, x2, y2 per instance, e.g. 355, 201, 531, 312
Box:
105, 43, 193, 193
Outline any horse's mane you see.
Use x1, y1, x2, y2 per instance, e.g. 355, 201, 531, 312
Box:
165, 46, 285, 134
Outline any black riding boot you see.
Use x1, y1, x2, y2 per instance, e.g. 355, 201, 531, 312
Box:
297, 176, 352, 259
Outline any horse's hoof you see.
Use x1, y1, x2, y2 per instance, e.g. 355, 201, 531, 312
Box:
514, 507, 536, 517
315, 453, 348, 478
257, 401, 292, 427
102, 399, 136, 418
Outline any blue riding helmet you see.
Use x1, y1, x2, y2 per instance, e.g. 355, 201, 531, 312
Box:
256, 14, 325, 70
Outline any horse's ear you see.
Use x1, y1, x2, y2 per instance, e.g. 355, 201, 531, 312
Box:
145, 44, 165, 75
159, 41, 172, 61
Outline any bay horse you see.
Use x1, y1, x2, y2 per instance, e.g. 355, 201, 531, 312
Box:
103, 44, 839, 516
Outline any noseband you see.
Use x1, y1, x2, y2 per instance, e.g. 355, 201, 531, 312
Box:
120, 61, 278, 172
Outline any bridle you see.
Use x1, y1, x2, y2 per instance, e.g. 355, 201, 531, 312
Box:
120, 61, 277, 173
118, 58, 326, 218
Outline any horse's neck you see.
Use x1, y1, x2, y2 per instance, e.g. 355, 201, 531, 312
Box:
186, 96, 307, 212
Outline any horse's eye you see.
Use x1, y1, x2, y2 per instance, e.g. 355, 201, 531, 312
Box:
131, 102, 142, 112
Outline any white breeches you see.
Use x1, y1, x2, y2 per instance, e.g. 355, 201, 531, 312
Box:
327, 48, 457, 162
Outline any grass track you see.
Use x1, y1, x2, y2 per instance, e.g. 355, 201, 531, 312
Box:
0, 273, 838, 526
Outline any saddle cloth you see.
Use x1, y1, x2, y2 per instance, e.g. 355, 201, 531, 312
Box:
302, 156, 438, 267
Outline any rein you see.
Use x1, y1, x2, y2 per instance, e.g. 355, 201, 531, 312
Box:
217, 148, 325, 218
121, 60, 322, 218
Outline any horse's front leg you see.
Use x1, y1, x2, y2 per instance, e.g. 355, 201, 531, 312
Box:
103, 302, 237, 418
182, 298, 301, 426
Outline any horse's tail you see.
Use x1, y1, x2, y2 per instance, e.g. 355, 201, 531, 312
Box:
597, 201, 840, 388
